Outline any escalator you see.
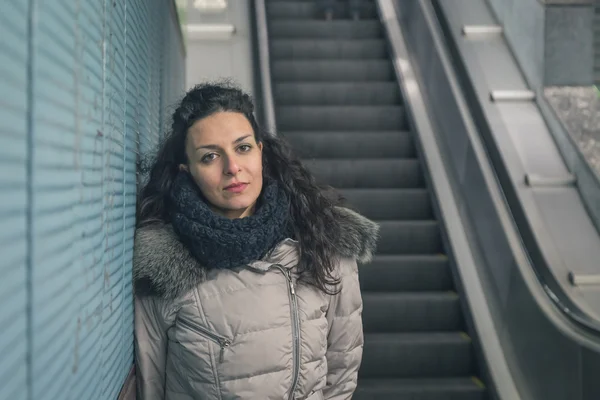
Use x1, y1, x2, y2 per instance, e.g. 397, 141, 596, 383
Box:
264, 1, 487, 398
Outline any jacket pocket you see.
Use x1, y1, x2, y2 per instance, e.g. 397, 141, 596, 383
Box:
177, 317, 232, 363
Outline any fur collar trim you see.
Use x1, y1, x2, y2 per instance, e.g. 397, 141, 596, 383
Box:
133, 207, 379, 299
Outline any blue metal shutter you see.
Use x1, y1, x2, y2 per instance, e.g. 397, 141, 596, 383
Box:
136, 0, 155, 159
0, 1, 29, 399
0, 1, 184, 398
595, 1, 599, 84
102, 1, 130, 398
68, 1, 107, 398
31, 0, 83, 398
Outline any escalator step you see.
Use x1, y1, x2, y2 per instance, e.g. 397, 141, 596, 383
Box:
266, 5, 486, 396
272, 60, 394, 82
269, 20, 383, 39
359, 255, 453, 292
340, 188, 431, 219
354, 378, 486, 400
266, 1, 377, 19
360, 332, 474, 379
302, 159, 422, 188
270, 39, 387, 60
274, 82, 401, 105
283, 131, 413, 158
376, 220, 442, 254
277, 105, 405, 130
362, 292, 462, 333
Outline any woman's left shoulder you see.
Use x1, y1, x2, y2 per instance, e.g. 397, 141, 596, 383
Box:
331, 207, 380, 265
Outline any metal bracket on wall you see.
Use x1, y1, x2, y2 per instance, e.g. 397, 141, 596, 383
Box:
490, 90, 536, 102
193, 0, 228, 13
186, 23, 235, 40
524, 173, 576, 187
462, 25, 503, 37
569, 272, 600, 286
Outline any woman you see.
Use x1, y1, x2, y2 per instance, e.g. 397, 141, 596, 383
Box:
134, 82, 378, 399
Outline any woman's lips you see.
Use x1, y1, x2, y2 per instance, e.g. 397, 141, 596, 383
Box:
224, 183, 248, 193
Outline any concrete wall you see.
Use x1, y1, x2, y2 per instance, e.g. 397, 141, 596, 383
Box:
0, 1, 184, 399
486, 0, 594, 88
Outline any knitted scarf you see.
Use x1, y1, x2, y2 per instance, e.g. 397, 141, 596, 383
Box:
169, 172, 292, 270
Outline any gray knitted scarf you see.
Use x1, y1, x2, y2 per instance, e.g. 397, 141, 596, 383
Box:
169, 172, 292, 270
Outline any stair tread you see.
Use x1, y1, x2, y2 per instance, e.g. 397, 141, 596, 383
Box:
275, 82, 401, 105
354, 377, 486, 399
366, 254, 448, 261
362, 291, 458, 299
274, 60, 392, 66
276, 81, 397, 87
277, 107, 405, 130
281, 130, 410, 135
266, 0, 377, 20
272, 61, 395, 82
270, 38, 387, 61
278, 104, 401, 109
285, 131, 413, 158
360, 259, 453, 293
365, 332, 471, 342
303, 158, 422, 188
362, 291, 463, 333
269, 21, 383, 39
357, 377, 484, 390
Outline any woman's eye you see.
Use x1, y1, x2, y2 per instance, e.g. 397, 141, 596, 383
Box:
201, 153, 217, 163
238, 144, 252, 152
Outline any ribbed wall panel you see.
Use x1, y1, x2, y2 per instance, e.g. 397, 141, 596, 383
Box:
69, 0, 106, 397
103, 0, 128, 398
595, 3, 599, 83
0, 1, 29, 399
31, 1, 79, 399
0, 1, 185, 399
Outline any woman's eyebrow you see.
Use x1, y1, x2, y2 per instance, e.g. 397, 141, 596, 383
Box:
196, 134, 252, 151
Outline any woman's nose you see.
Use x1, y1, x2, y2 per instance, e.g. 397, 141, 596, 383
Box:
224, 155, 241, 175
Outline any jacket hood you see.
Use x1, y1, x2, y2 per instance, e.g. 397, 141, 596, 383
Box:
133, 207, 379, 299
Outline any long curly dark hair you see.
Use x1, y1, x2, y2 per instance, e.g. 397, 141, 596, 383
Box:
137, 81, 345, 294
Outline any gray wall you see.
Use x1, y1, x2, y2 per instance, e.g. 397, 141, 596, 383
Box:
486, 0, 594, 88
184, 1, 255, 94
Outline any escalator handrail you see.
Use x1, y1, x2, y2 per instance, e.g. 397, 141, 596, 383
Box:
253, 0, 277, 135
428, 0, 600, 341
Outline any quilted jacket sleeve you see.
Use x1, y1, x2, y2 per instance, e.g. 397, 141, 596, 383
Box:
323, 258, 364, 400
134, 294, 176, 400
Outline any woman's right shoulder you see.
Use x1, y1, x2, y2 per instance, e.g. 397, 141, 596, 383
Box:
133, 223, 208, 301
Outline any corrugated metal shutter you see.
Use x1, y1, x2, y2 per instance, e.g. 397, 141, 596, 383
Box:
0, 1, 184, 399
69, 1, 107, 398
594, 0, 600, 85
31, 0, 82, 398
0, 1, 29, 399
103, 1, 129, 398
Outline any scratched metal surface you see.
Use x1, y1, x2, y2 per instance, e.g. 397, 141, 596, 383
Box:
0, 1, 184, 399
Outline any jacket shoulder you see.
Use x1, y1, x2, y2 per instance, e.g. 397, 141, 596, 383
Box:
133, 223, 207, 300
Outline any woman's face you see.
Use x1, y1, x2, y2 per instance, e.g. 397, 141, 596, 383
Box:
181, 111, 263, 219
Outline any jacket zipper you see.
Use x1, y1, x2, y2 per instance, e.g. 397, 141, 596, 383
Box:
273, 264, 301, 400
178, 317, 231, 363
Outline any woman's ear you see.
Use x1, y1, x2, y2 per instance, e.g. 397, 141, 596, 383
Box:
258, 142, 263, 152
179, 164, 189, 172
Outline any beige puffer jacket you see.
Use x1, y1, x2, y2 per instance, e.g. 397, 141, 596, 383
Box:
133, 207, 378, 400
